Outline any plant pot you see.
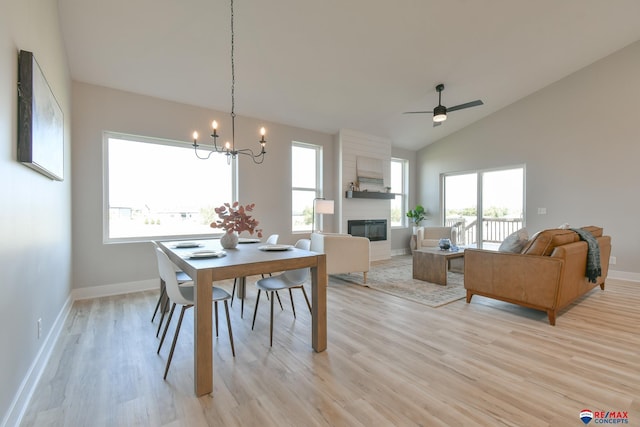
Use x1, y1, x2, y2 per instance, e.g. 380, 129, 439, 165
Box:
220, 231, 239, 249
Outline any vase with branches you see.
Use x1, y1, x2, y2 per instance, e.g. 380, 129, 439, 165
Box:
210, 202, 263, 248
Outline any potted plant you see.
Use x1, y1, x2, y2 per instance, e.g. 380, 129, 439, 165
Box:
407, 205, 427, 233
210, 202, 263, 248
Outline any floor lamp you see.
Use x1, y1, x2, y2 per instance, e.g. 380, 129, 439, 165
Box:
312, 198, 334, 233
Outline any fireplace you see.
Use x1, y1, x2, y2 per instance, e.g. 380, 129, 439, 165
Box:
347, 219, 387, 241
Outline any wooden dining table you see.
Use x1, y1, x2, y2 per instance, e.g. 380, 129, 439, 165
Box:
157, 239, 327, 396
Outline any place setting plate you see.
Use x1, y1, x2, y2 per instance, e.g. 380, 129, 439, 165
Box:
187, 250, 227, 259
238, 237, 261, 244
258, 244, 293, 251
173, 241, 203, 248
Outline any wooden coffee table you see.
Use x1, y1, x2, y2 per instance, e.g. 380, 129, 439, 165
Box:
413, 247, 465, 285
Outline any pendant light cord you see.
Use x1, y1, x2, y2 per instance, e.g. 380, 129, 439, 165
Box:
230, 0, 236, 150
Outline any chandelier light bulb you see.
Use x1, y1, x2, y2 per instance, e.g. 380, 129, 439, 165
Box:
192, 131, 199, 141
212, 120, 218, 130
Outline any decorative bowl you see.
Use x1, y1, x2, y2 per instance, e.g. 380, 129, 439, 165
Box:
438, 238, 451, 250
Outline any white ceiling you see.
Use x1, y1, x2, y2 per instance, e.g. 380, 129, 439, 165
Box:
57, 0, 640, 150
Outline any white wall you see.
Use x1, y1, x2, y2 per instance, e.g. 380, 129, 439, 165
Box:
417, 40, 640, 276
0, 0, 72, 423
71, 82, 334, 289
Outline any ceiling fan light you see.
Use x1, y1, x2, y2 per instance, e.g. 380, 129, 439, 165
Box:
433, 105, 447, 122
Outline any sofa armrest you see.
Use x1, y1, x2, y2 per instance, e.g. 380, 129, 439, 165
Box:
464, 249, 564, 309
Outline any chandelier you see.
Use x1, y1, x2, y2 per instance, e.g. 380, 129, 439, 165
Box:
192, 0, 266, 164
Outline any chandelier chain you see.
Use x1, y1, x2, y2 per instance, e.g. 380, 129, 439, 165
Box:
230, 0, 236, 148
191, 0, 266, 164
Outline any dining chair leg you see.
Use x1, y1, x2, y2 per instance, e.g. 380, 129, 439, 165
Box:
300, 286, 312, 313
214, 301, 219, 337
275, 291, 284, 311
288, 288, 296, 318
270, 291, 275, 347
224, 300, 235, 357
156, 295, 171, 337
251, 290, 262, 330
157, 303, 176, 353
164, 305, 188, 380
241, 290, 245, 319
230, 278, 237, 306
151, 284, 166, 322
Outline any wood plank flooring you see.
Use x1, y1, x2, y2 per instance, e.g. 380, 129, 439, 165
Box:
21, 275, 640, 426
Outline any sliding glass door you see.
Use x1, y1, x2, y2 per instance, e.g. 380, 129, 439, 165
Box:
444, 166, 524, 248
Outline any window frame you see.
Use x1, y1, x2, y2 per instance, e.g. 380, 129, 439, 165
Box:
291, 141, 323, 233
102, 131, 237, 243
442, 164, 525, 248
390, 157, 409, 229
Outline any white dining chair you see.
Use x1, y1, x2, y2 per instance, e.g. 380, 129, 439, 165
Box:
251, 239, 312, 346
150, 241, 192, 337
155, 247, 235, 380
231, 234, 283, 317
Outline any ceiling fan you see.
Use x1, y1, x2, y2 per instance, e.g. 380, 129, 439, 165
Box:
404, 83, 483, 127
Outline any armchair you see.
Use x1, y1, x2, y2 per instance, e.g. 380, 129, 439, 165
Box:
415, 226, 457, 248
310, 232, 370, 283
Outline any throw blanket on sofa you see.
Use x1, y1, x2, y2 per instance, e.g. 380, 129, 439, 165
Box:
571, 228, 602, 283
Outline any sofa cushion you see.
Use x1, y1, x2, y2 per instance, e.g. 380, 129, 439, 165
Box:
498, 228, 529, 253
520, 229, 579, 256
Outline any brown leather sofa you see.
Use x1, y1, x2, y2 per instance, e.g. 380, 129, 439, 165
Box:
464, 226, 611, 325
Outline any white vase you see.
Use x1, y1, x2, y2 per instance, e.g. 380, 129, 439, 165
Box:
220, 231, 239, 249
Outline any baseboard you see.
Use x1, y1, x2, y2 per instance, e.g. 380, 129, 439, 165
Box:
391, 248, 411, 256
608, 269, 640, 283
71, 278, 158, 300
2, 295, 73, 427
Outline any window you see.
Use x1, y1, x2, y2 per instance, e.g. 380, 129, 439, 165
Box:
291, 142, 322, 232
390, 158, 408, 228
443, 166, 525, 248
104, 132, 235, 242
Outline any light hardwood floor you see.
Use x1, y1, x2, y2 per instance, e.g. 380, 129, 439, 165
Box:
21, 275, 639, 426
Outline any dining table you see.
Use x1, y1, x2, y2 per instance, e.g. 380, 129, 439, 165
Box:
157, 238, 327, 396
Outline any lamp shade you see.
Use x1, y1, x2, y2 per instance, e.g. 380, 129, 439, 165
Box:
315, 199, 334, 215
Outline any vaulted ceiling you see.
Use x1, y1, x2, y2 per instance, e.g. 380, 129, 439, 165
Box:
57, 0, 640, 150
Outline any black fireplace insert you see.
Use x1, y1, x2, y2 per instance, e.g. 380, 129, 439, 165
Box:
347, 219, 387, 241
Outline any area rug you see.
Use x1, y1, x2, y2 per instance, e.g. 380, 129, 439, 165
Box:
330, 255, 466, 308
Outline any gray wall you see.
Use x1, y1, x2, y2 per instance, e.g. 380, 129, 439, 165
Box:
417, 40, 640, 275
0, 0, 72, 421
72, 82, 335, 289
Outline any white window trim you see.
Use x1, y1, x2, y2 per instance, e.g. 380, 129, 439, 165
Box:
291, 141, 323, 233
102, 131, 238, 244
391, 157, 409, 229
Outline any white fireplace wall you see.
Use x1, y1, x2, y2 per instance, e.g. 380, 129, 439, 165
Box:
335, 129, 391, 261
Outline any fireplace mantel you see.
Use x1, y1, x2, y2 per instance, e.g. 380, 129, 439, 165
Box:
345, 190, 395, 200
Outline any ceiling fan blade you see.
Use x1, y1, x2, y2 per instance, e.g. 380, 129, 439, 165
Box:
402, 111, 433, 115
433, 121, 442, 127
446, 100, 483, 113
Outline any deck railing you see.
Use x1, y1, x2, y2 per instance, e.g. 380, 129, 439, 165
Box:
446, 217, 523, 245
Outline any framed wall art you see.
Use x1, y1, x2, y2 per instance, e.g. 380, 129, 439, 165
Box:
17, 50, 64, 181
